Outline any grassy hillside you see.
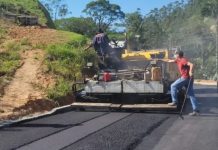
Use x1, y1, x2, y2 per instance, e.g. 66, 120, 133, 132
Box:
0, 23, 95, 100
0, 0, 55, 28
0, 0, 97, 102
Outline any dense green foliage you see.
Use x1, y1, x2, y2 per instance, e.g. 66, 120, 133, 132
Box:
0, 26, 6, 39
125, 0, 218, 79
0, 0, 54, 27
55, 17, 98, 37
45, 43, 97, 100
0, 41, 21, 76
83, 0, 125, 31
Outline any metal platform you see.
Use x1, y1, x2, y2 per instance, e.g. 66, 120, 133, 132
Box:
71, 102, 177, 110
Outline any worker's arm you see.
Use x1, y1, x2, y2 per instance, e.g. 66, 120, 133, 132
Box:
84, 36, 96, 51
167, 59, 176, 63
104, 34, 110, 43
84, 43, 93, 51
187, 61, 194, 77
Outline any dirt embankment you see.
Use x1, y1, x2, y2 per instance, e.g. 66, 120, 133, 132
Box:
8, 26, 67, 45
0, 25, 74, 121
0, 49, 56, 120
9, 26, 56, 45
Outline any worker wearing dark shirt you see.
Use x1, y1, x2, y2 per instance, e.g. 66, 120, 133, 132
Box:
85, 29, 110, 69
92, 29, 110, 56
86, 29, 110, 56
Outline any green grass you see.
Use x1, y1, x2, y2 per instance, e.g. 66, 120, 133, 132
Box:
0, 49, 21, 76
44, 42, 97, 100
0, 26, 6, 39
0, 60, 20, 75
47, 78, 71, 100
20, 38, 31, 46
56, 30, 88, 47
5, 40, 21, 51
0, 0, 54, 27
45, 44, 96, 79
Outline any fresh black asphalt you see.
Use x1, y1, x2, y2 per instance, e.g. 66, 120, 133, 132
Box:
0, 112, 106, 150
0, 85, 217, 150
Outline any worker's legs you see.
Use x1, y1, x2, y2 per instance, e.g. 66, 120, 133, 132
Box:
187, 78, 199, 111
96, 48, 107, 70
171, 77, 187, 104
97, 55, 107, 70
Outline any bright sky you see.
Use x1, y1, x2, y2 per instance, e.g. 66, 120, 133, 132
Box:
64, 0, 182, 17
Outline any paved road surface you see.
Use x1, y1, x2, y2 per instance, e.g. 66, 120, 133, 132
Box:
0, 85, 217, 150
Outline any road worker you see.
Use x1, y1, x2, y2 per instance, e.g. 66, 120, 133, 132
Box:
168, 50, 199, 116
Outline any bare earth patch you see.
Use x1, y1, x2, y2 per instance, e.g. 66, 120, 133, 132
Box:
0, 49, 56, 120
194, 79, 218, 86
8, 26, 68, 45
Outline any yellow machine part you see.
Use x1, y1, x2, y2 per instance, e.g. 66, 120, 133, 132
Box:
121, 49, 172, 60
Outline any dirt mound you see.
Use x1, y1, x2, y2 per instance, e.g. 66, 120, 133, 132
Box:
0, 99, 57, 121
8, 26, 63, 45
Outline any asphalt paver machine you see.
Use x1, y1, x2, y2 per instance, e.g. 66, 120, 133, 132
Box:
72, 44, 185, 111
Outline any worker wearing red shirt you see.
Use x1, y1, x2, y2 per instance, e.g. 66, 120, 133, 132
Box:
168, 50, 199, 116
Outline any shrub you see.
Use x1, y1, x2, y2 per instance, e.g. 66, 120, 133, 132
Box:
46, 44, 77, 61
5, 40, 21, 51
47, 78, 71, 100
0, 27, 6, 39
45, 44, 97, 80
45, 42, 97, 100
0, 60, 20, 75
20, 38, 31, 46
0, 48, 21, 76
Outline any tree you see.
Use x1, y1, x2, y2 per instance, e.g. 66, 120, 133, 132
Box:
55, 17, 98, 37
201, 0, 218, 79
58, 4, 69, 18
83, 0, 125, 31
41, 0, 69, 20
124, 10, 143, 50
125, 9, 143, 34
201, 0, 218, 19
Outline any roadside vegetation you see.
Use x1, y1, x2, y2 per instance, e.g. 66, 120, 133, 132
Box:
0, 0, 54, 27
44, 42, 97, 100
0, 26, 6, 40
0, 41, 21, 75
0, 39, 22, 96
0, 18, 96, 102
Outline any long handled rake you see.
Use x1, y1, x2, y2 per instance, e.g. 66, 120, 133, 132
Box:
179, 77, 192, 119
